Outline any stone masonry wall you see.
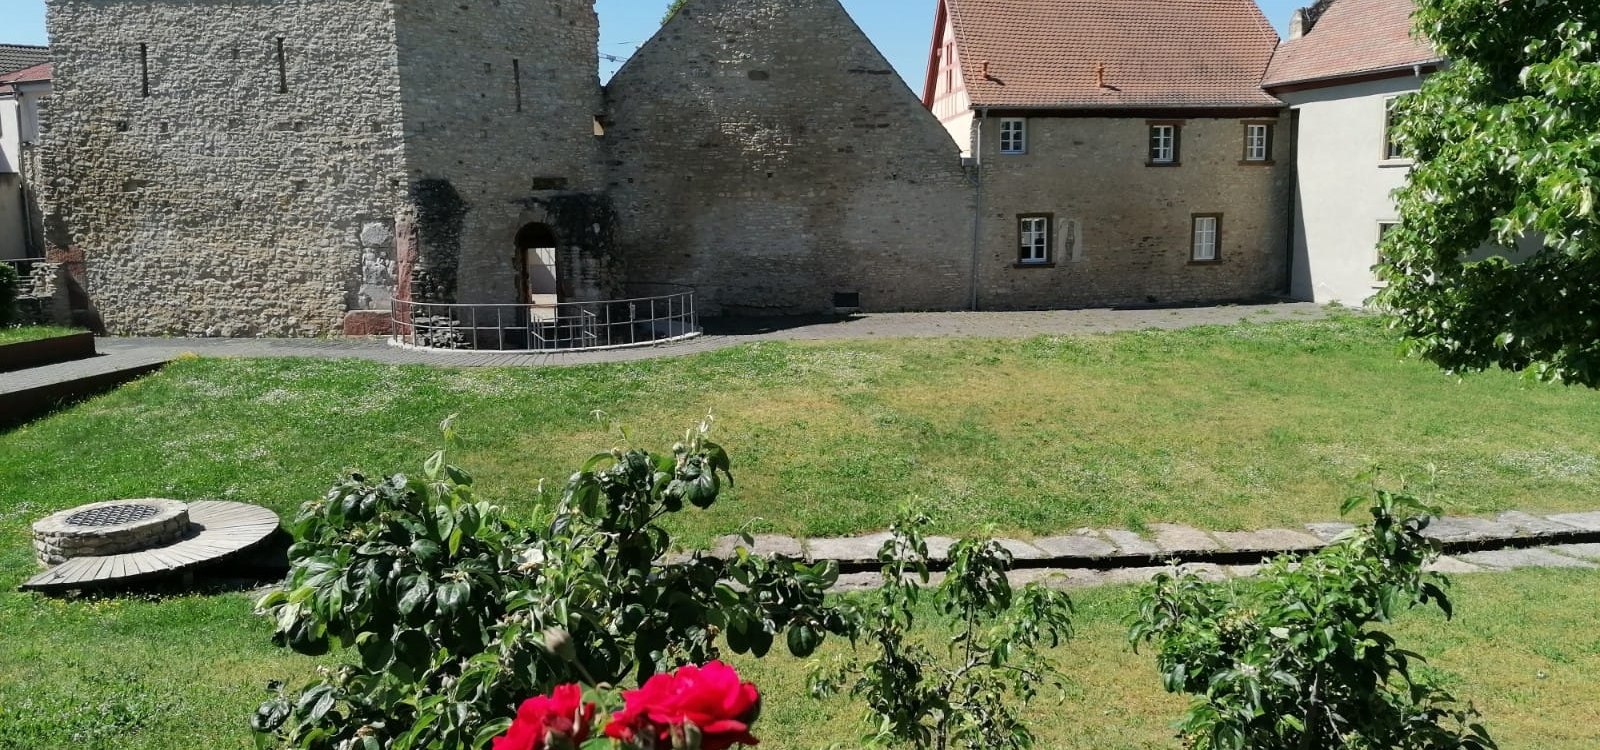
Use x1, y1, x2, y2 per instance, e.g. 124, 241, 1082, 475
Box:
604, 0, 974, 316
974, 114, 1292, 309
42, 0, 407, 336
393, 0, 611, 307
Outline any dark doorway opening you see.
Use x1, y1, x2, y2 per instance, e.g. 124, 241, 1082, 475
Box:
514, 222, 559, 306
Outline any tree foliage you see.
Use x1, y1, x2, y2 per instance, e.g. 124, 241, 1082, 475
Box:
1376, 0, 1600, 385
1130, 492, 1495, 750
811, 515, 1075, 750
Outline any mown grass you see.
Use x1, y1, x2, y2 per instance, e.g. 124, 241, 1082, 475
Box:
1, 569, 1597, 749
4, 315, 1600, 551
0, 325, 83, 346
4, 316, 1600, 747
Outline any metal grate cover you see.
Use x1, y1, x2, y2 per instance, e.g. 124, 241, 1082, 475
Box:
65, 503, 160, 527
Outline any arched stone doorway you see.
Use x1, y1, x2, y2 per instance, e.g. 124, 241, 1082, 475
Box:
514, 222, 560, 306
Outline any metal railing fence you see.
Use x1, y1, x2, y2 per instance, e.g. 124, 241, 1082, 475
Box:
391, 291, 699, 353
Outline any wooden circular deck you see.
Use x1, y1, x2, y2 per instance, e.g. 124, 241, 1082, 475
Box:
20, 501, 281, 593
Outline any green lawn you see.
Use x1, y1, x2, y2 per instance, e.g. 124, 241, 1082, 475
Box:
3, 316, 1600, 549
0, 325, 83, 345
4, 315, 1600, 748
1, 569, 1596, 749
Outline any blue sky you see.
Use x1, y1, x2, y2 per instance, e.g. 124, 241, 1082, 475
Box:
0, 0, 1301, 90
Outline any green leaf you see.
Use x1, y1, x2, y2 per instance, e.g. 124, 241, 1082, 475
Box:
437, 580, 469, 615
786, 624, 822, 657
400, 578, 435, 617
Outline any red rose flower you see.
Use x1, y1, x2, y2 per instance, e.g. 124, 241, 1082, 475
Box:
494, 683, 596, 750
604, 661, 761, 750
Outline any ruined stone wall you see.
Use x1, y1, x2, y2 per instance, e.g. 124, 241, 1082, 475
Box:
973, 114, 1291, 309
604, 0, 974, 316
393, 0, 611, 307
42, 0, 407, 336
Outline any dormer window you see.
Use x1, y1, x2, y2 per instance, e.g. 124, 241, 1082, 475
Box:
999, 118, 1026, 154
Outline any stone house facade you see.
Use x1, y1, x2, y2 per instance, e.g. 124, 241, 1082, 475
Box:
41, 0, 608, 336
930, 0, 1293, 310
40, 0, 1303, 336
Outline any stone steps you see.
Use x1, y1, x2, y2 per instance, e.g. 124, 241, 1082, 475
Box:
0, 350, 172, 427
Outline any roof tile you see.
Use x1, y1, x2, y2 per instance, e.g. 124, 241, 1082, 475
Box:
947, 0, 1283, 109
1263, 0, 1441, 88
0, 44, 49, 76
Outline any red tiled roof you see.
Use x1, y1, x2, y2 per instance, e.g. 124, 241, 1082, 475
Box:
0, 44, 49, 76
0, 62, 51, 85
1263, 0, 1441, 89
945, 0, 1283, 110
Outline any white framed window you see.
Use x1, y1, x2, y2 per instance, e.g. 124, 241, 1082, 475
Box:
1018, 214, 1051, 264
1243, 122, 1273, 162
999, 118, 1026, 154
1191, 214, 1221, 262
1149, 123, 1179, 164
1383, 96, 1409, 161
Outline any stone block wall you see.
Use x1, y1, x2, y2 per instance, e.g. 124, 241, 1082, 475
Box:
42, 0, 408, 336
973, 113, 1292, 309
603, 0, 975, 316
394, 0, 612, 308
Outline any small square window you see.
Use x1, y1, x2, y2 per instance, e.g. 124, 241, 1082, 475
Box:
1000, 118, 1026, 154
1243, 122, 1273, 162
1018, 214, 1052, 264
1149, 123, 1180, 165
1192, 214, 1221, 262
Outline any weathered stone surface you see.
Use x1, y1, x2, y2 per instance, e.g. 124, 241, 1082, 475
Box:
1457, 548, 1599, 571
924, 536, 958, 562
1421, 516, 1516, 543
44, 0, 608, 335
806, 532, 893, 563
32, 499, 190, 565
1304, 522, 1356, 542
1101, 529, 1161, 556
1424, 556, 1482, 574
711, 534, 804, 560
1031, 533, 1118, 559
1545, 544, 1600, 562
1546, 512, 1600, 532
996, 539, 1050, 560
1024, 568, 1109, 590
1495, 510, 1581, 537
1174, 563, 1230, 582
1149, 524, 1221, 553
604, 0, 977, 318
828, 572, 883, 593
1212, 528, 1324, 553
1095, 566, 1170, 586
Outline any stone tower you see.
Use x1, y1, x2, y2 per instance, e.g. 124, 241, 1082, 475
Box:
42, 0, 609, 336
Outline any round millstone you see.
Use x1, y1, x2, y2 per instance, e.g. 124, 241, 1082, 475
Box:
32, 500, 192, 566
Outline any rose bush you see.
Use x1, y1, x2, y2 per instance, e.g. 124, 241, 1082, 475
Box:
493, 684, 595, 750
604, 661, 760, 750
493, 662, 760, 750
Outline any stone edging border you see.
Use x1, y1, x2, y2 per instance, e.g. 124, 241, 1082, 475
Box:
705, 510, 1600, 575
